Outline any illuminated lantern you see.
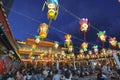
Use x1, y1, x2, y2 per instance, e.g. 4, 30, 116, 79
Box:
81, 42, 88, 51
68, 45, 73, 52
97, 31, 107, 46
42, 0, 59, 20
109, 37, 117, 47
39, 23, 48, 39
79, 18, 89, 41
118, 42, 120, 48
64, 34, 72, 48
35, 35, 40, 43
92, 45, 98, 53
54, 41, 59, 49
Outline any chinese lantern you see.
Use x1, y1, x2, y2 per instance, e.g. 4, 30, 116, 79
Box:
118, 42, 120, 48
79, 18, 89, 41
54, 41, 59, 49
42, 0, 59, 20
97, 31, 107, 47
81, 42, 88, 51
64, 34, 72, 48
39, 23, 48, 39
35, 35, 40, 43
92, 45, 98, 53
109, 37, 117, 47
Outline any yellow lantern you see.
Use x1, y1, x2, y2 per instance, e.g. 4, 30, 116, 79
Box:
65, 34, 72, 48
47, 4, 56, 19
109, 37, 117, 47
42, 0, 59, 20
39, 23, 48, 39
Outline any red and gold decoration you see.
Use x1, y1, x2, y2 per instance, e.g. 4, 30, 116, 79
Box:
81, 42, 88, 51
79, 18, 90, 41
39, 23, 48, 39
97, 31, 107, 47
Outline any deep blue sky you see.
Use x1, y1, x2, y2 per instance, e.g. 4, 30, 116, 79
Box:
7, 0, 120, 48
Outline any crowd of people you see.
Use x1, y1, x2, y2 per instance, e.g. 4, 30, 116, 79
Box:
1, 61, 120, 80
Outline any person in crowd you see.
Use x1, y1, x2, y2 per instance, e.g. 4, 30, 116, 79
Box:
16, 70, 23, 80
6, 72, 15, 80
53, 70, 61, 80
64, 70, 72, 80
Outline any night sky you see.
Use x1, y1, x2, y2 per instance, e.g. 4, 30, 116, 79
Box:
7, 0, 120, 50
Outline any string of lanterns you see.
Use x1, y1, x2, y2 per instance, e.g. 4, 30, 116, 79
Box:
33, 0, 120, 60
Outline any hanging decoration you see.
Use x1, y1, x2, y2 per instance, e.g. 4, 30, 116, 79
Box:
109, 37, 117, 47
54, 41, 59, 49
42, 0, 59, 27
118, 42, 120, 48
39, 23, 48, 39
79, 18, 89, 41
64, 34, 72, 48
81, 42, 88, 51
97, 31, 107, 47
92, 45, 98, 53
35, 35, 41, 43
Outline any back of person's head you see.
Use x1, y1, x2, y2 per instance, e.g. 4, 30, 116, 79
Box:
65, 70, 71, 79
117, 69, 120, 75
